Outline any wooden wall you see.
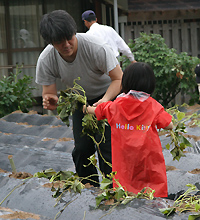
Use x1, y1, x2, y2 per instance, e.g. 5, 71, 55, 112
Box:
124, 9, 200, 105
125, 10, 200, 57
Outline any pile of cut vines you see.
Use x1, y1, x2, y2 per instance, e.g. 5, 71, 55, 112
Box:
160, 184, 200, 219
33, 155, 155, 219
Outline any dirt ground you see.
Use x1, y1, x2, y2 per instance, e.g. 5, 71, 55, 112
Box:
0, 207, 41, 220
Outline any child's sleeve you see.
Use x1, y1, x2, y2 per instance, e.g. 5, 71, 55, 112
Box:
155, 109, 172, 129
95, 101, 112, 121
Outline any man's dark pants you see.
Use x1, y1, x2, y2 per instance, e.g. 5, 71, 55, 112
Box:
72, 95, 112, 187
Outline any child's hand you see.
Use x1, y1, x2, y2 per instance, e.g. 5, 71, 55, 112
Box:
83, 105, 88, 114
164, 122, 173, 130
83, 105, 96, 115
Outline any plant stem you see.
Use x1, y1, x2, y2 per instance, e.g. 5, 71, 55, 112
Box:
0, 182, 25, 205
8, 155, 17, 173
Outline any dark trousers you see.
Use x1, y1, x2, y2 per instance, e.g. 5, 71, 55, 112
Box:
72, 95, 112, 187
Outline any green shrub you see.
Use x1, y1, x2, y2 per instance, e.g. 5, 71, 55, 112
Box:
120, 33, 200, 107
0, 65, 36, 118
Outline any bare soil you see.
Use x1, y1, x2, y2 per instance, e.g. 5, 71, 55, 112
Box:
0, 207, 40, 219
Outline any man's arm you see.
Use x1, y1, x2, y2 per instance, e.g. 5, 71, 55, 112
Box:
113, 30, 136, 63
118, 39, 135, 62
42, 83, 58, 110
93, 64, 123, 106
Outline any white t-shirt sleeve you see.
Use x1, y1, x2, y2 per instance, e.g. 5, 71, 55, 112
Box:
112, 29, 135, 62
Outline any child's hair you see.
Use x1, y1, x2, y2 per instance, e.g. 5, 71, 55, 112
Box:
121, 62, 156, 95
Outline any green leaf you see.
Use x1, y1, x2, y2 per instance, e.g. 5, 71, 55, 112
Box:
114, 187, 125, 201
166, 143, 170, 150
188, 213, 200, 220
177, 112, 185, 121
186, 184, 197, 190
159, 207, 176, 216
72, 179, 84, 193
34, 168, 57, 180
181, 136, 193, 147
50, 170, 75, 182
59, 171, 74, 180
52, 187, 62, 198
170, 147, 178, 159
95, 194, 105, 207
100, 178, 112, 190
33, 172, 47, 178
43, 168, 57, 177
76, 181, 84, 193
195, 204, 200, 212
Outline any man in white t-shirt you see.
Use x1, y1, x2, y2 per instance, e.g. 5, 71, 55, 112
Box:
36, 10, 123, 187
82, 10, 136, 63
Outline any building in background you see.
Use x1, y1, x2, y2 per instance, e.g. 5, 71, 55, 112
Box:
0, 0, 200, 109
125, 0, 200, 58
0, 0, 128, 103
124, 0, 200, 105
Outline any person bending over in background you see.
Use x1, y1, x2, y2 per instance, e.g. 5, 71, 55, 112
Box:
82, 10, 136, 64
35, 10, 123, 187
84, 62, 173, 197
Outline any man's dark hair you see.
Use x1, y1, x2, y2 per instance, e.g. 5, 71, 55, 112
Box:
39, 10, 77, 44
122, 62, 156, 95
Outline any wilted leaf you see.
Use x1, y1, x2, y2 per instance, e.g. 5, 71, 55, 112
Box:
52, 187, 62, 198
121, 196, 134, 205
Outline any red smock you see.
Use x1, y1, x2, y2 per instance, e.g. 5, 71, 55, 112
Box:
95, 91, 172, 197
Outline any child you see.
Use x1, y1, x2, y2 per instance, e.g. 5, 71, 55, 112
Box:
84, 62, 173, 197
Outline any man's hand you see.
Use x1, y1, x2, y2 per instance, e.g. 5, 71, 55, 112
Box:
131, 60, 137, 64
93, 64, 122, 106
43, 94, 58, 110
92, 98, 105, 107
42, 84, 58, 110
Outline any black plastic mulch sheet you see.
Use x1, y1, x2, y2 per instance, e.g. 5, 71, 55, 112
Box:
0, 107, 199, 220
